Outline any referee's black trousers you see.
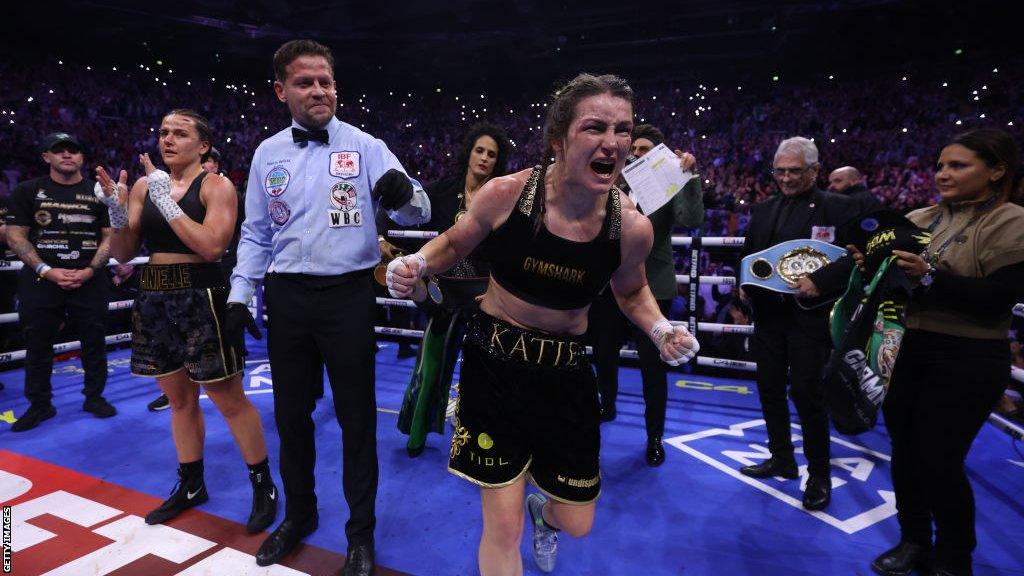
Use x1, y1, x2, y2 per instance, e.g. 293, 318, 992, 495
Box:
751, 300, 831, 476
883, 329, 1006, 573
17, 268, 108, 407
265, 271, 378, 546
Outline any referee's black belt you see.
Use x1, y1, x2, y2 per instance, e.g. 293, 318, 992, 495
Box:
269, 267, 373, 291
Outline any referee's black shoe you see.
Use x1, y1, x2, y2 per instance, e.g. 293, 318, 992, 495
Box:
342, 543, 375, 576
146, 469, 208, 525
256, 514, 318, 566
11, 403, 56, 432
870, 541, 932, 576
739, 456, 799, 479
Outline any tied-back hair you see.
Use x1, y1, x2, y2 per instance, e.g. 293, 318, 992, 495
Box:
165, 108, 214, 163
456, 122, 511, 178
946, 128, 1020, 203
533, 73, 634, 235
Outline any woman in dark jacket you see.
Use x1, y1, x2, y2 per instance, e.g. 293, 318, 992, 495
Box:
394, 122, 511, 456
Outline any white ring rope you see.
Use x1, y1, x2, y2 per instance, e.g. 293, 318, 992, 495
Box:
0, 300, 135, 326
0, 332, 132, 364
0, 256, 149, 272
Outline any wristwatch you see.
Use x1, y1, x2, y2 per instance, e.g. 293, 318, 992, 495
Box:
919, 263, 936, 287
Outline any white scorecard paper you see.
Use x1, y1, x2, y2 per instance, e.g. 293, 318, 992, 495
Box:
620, 143, 697, 214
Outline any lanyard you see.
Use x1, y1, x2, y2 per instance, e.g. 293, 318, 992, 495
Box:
923, 196, 996, 265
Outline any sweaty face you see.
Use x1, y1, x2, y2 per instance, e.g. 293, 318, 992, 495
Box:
159, 115, 209, 168
934, 144, 1004, 203
773, 152, 818, 197
274, 55, 337, 130
631, 137, 655, 158
555, 93, 633, 195
42, 144, 84, 177
468, 135, 499, 179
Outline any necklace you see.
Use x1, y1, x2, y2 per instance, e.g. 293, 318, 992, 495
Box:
923, 195, 997, 265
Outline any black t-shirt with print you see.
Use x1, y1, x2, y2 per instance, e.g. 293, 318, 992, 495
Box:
7, 176, 110, 269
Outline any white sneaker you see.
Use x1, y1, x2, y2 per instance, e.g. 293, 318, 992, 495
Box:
527, 493, 558, 573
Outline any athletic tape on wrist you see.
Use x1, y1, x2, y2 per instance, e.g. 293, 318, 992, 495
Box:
93, 181, 130, 228
146, 170, 184, 222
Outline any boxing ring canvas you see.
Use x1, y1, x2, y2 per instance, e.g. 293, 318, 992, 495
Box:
2, 336, 1022, 575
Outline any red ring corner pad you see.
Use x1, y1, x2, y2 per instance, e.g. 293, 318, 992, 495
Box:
0, 450, 408, 575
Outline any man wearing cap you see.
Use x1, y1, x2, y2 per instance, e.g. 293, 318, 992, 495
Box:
738, 136, 858, 511
5, 132, 116, 431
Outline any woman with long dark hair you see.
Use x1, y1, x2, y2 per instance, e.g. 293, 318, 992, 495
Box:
393, 122, 512, 457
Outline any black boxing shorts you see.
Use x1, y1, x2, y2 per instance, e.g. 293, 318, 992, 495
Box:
448, 311, 601, 504
130, 263, 243, 383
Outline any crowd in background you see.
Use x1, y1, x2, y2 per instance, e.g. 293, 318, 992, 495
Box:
1, 55, 1022, 419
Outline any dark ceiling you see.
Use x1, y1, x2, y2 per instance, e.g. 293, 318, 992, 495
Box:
4, 0, 1017, 89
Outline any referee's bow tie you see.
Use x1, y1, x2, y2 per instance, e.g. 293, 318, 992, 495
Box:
292, 127, 329, 147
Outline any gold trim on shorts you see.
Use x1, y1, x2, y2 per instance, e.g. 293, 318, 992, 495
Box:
447, 456, 533, 490
527, 472, 602, 505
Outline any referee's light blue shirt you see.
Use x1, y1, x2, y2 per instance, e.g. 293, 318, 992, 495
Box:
229, 117, 430, 304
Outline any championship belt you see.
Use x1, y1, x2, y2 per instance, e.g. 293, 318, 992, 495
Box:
740, 239, 847, 294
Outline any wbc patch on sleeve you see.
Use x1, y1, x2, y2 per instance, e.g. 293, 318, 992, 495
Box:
330, 151, 360, 178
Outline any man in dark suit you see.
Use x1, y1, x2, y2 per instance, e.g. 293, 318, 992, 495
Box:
739, 137, 859, 511
828, 165, 882, 212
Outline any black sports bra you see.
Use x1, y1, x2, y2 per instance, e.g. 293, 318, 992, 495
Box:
482, 167, 622, 310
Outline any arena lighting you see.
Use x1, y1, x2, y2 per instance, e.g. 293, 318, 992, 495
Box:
842, 128, 847, 133
436, 88, 441, 93
226, 137, 231, 142
942, 82, 948, 87
26, 97, 33, 102
993, 68, 999, 73
58, 60, 63, 64
86, 66, 91, 70
980, 114, 986, 119
902, 128, 908, 133
112, 67, 117, 71
1009, 121, 1015, 126
772, 75, 779, 81
48, 89, 53, 94
956, 120, 963, 125
901, 76, 907, 81
830, 138, 836, 143
955, 48, 963, 55
156, 60, 163, 65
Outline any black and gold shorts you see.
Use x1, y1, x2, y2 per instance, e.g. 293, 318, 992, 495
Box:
448, 311, 601, 504
130, 263, 243, 383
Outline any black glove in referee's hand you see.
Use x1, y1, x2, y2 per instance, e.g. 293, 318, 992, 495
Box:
225, 302, 261, 357
372, 169, 414, 210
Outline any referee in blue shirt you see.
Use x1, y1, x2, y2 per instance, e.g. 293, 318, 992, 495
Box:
226, 39, 430, 575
